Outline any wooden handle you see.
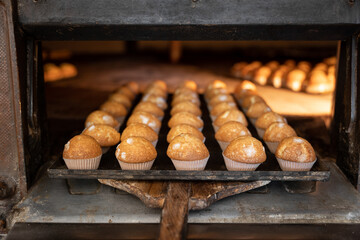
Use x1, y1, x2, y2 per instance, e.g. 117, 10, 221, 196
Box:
159, 182, 191, 240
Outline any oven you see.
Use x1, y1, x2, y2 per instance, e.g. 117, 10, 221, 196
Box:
1, 0, 360, 239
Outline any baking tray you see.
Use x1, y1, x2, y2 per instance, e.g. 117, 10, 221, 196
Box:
48, 94, 330, 181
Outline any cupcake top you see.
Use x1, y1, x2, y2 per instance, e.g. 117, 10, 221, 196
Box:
63, 135, 102, 159
149, 80, 167, 92
82, 124, 121, 147
174, 87, 198, 98
275, 137, 316, 163
205, 80, 227, 94
121, 123, 158, 142
167, 124, 205, 143
168, 112, 204, 129
214, 109, 248, 127
205, 87, 228, 100
116, 86, 135, 100
109, 93, 132, 109
241, 95, 265, 109
167, 134, 209, 161
142, 94, 167, 110
125, 81, 139, 95
144, 86, 168, 98
127, 111, 161, 131
234, 80, 257, 98
223, 136, 266, 164
210, 102, 236, 117
170, 101, 202, 117
255, 112, 286, 130
263, 122, 297, 143
209, 94, 235, 108
171, 95, 200, 107
115, 137, 157, 163
133, 101, 164, 118
100, 101, 128, 118
246, 102, 272, 119
215, 121, 251, 142
85, 110, 119, 128
236, 89, 258, 101
180, 80, 197, 91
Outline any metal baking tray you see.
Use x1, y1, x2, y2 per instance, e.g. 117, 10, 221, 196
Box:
48, 94, 330, 181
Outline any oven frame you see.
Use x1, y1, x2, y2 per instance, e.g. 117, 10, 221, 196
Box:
0, 0, 360, 232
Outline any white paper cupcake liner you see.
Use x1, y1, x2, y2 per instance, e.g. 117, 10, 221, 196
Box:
210, 115, 217, 122
276, 157, 317, 171
217, 140, 230, 151
115, 116, 126, 125
152, 139, 158, 147
63, 155, 102, 170
171, 156, 209, 171
118, 159, 155, 170
249, 118, 257, 125
265, 141, 279, 154
114, 123, 121, 132
212, 124, 219, 132
101, 147, 110, 154
256, 128, 265, 138
223, 154, 261, 171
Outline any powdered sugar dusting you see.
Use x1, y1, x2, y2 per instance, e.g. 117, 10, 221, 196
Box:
64, 142, 70, 151
278, 123, 285, 128
102, 115, 112, 122
88, 125, 95, 131
293, 138, 304, 143
173, 143, 181, 150
126, 138, 134, 144
121, 152, 127, 160
244, 145, 256, 157
139, 115, 150, 124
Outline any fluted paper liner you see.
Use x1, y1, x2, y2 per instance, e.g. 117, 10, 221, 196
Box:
265, 141, 279, 154
249, 118, 257, 125
223, 153, 261, 171
101, 147, 110, 154
115, 116, 126, 125
152, 139, 158, 147
276, 157, 317, 171
171, 156, 209, 171
64, 155, 102, 170
118, 159, 155, 170
256, 128, 265, 138
217, 140, 230, 151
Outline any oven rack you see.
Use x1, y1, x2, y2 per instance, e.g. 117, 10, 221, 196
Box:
48, 94, 330, 181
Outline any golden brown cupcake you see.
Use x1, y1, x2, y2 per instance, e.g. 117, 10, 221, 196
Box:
286, 69, 306, 92
82, 124, 121, 153
170, 101, 202, 117
246, 102, 272, 125
205, 87, 228, 101
234, 80, 257, 99
125, 81, 139, 95
168, 112, 204, 130
148, 80, 167, 92
241, 95, 265, 112
210, 102, 237, 121
144, 86, 168, 99
109, 93, 132, 109
253, 66, 272, 85
133, 102, 164, 120
241, 61, 262, 78
205, 80, 227, 95
116, 86, 135, 100
180, 80, 197, 91
127, 111, 161, 133
231, 62, 248, 78
121, 123, 158, 147
142, 94, 168, 110
167, 134, 209, 170
263, 122, 297, 154
115, 137, 157, 170
213, 109, 248, 131
167, 124, 205, 143
297, 61, 311, 73
100, 101, 128, 123
85, 110, 120, 130
208, 94, 235, 109
269, 65, 290, 89
275, 136, 316, 171
63, 135, 102, 169
171, 94, 200, 107
215, 121, 251, 151
255, 112, 286, 138
223, 136, 266, 171
305, 70, 334, 94
174, 87, 198, 98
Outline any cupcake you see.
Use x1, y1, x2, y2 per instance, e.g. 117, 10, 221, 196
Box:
109, 93, 132, 109
213, 109, 248, 132
82, 124, 121, 154
223, 136, 266, 171
171, 95, 200, 107
142, 94, 168, 110
116, 86, 135, 101
168, 112, 204, 130
170, 101, 202, 117
235, 89, 258, 106
85, 110, 120, 131
246, 102, 272, 125
286, 69, 306, 92
254, 112, 286, 138
121, 123, 159, 147
174, 87, 198, 99
205, 88, 228, 102
115, 137, 157, 170
234, 80, 257, 100
275, 136, 317, 171
263, 122, 297, 154
148, 80, 167, 92
205, 80, 227, 96
241, 95, 265, 112
100, 101, 128, 123
180, 80, 197, 91
144, 86, 168, 99
167, 134, 209, 170
127, 111, 161, 133
167, 124, 205, 143
133, 102, 164, 121
253, 66, 272, 86
215, 121, 251, 151
208, 94, 235, 110
63, 135, 102, 170
210, 102, 237, 121
125, 81, 139, 95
